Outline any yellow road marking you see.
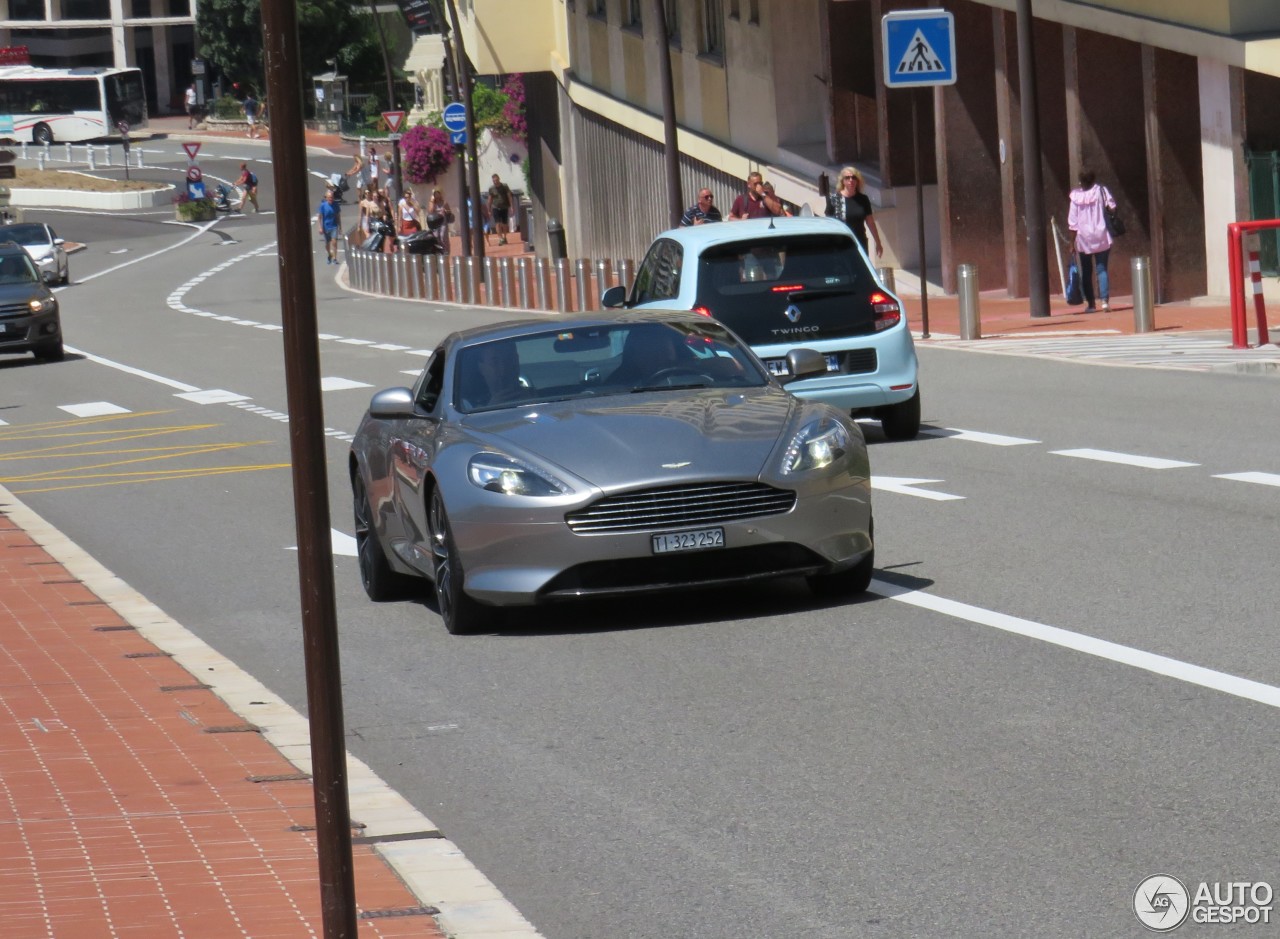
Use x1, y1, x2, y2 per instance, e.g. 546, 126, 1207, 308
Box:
4, 463, 292, 494
0, 441, 272, 473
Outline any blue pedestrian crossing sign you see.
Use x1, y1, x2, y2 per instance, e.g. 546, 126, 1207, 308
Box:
882, 9, 957, 88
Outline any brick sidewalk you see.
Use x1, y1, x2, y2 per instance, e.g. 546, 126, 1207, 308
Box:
0, 498, 447, 938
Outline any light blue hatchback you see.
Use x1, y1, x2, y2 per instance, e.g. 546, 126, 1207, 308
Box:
603, 217, 921, 440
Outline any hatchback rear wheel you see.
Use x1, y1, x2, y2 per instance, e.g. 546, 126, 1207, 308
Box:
879, 388, 921, 441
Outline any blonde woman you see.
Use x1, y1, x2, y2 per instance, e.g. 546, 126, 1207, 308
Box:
427, 188, 453, 253
358, 184, 380, 238
824, 166, 882, 259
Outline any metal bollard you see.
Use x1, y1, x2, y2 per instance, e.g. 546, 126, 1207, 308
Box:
101, 146, 110, 167
379, 253, 391, 296
422, 253, 436, 300
412, 254, 426, 299
65, 142, 72, 162
516, 257, 532, 309
500, 258, 516, 309
616, 259, 635, 295
466, 256, 482, 305
434, 255, 448, 302
534, 258, 551, 310
135, 149, 143, 168
574, 259, 590, 311
37, 151, 46, 170
877, 266, 896, 293
594, 260, 613, 301
1132, 256, 1154, 333
483, 257, 499, 304
87, 146, 96, 170
450, 256, 464, 302
397, 251, 410, 298
20, 141, 27, 159
957, 263, 981, 340
555, 258, 572, 312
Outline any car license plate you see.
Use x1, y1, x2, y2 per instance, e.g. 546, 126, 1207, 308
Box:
651, 527, 725, 554
764, 356, 840, 376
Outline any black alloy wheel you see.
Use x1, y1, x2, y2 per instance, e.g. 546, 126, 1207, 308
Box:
427, 488, 488, 635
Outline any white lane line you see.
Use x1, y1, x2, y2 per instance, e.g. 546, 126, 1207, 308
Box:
1051, 448, 1199, 470
870, 476, 964, 501
287, 530, 358, 557
401, 369, 422, 376
59, 402, 131, 417
1213, 471, 1280, 488
338, 338, 376, 346
319, 377, 373, 392
175, 389, 250, 405
72, 217, 223, 284
869, 578, 1280, 710
374, 344, 412, 351
920, 427, 1040, 446
405, 349, 434, 357
65, 347, 200, 392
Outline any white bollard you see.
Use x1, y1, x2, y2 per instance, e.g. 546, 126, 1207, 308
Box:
37, 151, 46, 170
101, 146, 110, 167
135, 149, 143, 168
87, 147, 96, 170
20, 141, 28, 159
64, 142, 72, 162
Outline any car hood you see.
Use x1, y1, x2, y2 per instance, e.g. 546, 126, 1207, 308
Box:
0, 281, 51, 303
459, 386, 800, 488
21, 245, 53, 260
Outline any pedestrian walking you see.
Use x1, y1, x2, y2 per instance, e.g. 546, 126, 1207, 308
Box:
680, 188, 723, 226
398, 187, 421, 234
729, 171, 779, 220
1067, 169, 1117, 313
358, 184, 380, 238
377, 190, 397, 253
317, 189, 341, 265
185, 84, 198, 129
236, 163, 259, 213
487, 174, 514, 245
427, 189, 453, 253
242, 93, 260, 138
368, 146, 381, 191
824, 166, 882, 259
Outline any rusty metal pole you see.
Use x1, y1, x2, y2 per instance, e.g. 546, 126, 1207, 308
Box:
1017, 0, 1050, 317
260, 1, 358, 936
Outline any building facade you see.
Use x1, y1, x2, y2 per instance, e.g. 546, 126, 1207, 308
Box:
0, 0, 196, 117
459, 0, 1280, 304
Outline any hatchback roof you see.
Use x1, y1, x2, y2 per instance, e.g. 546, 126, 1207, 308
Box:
651, 216, 855, 252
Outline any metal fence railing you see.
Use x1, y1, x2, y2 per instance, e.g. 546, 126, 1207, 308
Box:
341, 233, 636, 313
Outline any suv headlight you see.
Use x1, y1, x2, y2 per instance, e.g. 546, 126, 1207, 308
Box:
781, 418, 849, 474
468, 452, 570, 496
28, 297, 56, 314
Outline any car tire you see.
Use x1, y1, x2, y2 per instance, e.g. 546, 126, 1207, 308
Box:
879, 388, 921, 441
59, 265, 69, 286
34, 340, 64, 362
32, 123, 53, 146
353, 474, 413, 601
428, 488, 488, 635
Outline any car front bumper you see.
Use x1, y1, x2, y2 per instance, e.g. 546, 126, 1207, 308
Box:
0, 307, 60, 353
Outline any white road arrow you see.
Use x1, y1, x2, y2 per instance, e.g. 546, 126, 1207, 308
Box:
288, 529, 359, 557
871, 476, 964, 501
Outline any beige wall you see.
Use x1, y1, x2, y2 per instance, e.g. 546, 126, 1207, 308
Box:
464, 0, 562, 75
724, 2, 779, 160
1086, 0, 1280, 35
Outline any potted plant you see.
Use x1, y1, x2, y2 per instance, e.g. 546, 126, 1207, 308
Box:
174, 192, 216, 222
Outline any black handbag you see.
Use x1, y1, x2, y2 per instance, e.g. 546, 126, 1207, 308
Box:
1103, 188, 1125, 236
1066, 253, 1084, 305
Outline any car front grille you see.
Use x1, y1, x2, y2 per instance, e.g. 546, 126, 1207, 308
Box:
565, 482, 796, 534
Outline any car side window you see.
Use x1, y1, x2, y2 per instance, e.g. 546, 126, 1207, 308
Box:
631, 240, 683, 304
415, 351, 445, 414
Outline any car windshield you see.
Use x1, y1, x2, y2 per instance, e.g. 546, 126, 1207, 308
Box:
0, 253, 40, 284
453, 321, 769, 413
1, 225, 49, 247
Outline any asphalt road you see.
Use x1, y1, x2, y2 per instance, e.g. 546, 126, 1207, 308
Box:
2, 141, 1279, 938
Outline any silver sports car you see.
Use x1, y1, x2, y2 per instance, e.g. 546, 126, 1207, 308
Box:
349, 311, 875, 634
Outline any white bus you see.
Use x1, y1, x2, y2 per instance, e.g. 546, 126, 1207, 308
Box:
0, 65, 148, 144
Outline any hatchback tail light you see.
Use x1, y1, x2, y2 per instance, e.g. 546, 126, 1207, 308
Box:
691, 305, 713, 317
870, 291, 901, 331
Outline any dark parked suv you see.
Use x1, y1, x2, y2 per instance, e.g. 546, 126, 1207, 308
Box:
0, 241, 63, 361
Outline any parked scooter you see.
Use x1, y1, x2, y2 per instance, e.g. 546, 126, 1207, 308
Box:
361, 218, 397, 253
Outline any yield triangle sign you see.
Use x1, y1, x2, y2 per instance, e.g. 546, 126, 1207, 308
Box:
895, 29, 946, 74
182, 141, 201, 160
382, 110, 406, 134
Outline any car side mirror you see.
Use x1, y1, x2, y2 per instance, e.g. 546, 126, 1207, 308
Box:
600, 285, 627, 308
367, 386, 416, 418
53, 238, 65, 246
781, 348, 827, 383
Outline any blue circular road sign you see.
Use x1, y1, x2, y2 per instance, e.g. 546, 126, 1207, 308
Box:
442, 102, 467, 132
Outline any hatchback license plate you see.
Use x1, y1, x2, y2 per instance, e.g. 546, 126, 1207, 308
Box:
651, 527, 725, 554
764, 355, 839, 376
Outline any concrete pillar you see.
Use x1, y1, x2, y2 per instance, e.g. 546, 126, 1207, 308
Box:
1199, 59, 1248, 297
152, 24, 173, 113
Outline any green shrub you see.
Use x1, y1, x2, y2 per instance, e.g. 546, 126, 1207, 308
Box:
213, 96, 244, 119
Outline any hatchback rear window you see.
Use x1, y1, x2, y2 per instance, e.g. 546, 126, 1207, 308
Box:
694, 234, 880, 342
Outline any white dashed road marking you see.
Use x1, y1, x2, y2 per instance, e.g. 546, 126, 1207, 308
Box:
1051, 448, 1199, 470
174, 389, 251, 405
58, 402, 131, 417
1213, 471, 1280, 488
319, 377, 374, 392
920, 427, 1040, 446
871, 476, 964, 501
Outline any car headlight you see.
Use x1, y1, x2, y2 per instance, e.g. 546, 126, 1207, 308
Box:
468, 452, 570, 496
28, 297, 56, 313
781, 418, 850, 474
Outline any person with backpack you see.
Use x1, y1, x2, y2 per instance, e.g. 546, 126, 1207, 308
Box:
1067, 169, 1118, 313
236, 163, 260, 213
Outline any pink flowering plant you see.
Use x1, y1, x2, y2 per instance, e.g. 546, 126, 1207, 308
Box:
401, 123, 454, 185
498, 73, 527, 143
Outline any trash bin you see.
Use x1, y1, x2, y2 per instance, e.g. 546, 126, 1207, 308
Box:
547, 218, 567, 260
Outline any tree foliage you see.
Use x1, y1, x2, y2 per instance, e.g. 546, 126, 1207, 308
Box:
196, 0, 385, 95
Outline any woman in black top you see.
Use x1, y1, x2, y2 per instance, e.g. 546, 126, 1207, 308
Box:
825, 166, 883, 260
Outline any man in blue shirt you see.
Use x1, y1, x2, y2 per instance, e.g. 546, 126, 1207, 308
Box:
318, 190, 341, 265
680, 188, 723, 227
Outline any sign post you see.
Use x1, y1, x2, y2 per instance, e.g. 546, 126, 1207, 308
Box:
882, 9, 956, 339
382, 110, 406, 203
